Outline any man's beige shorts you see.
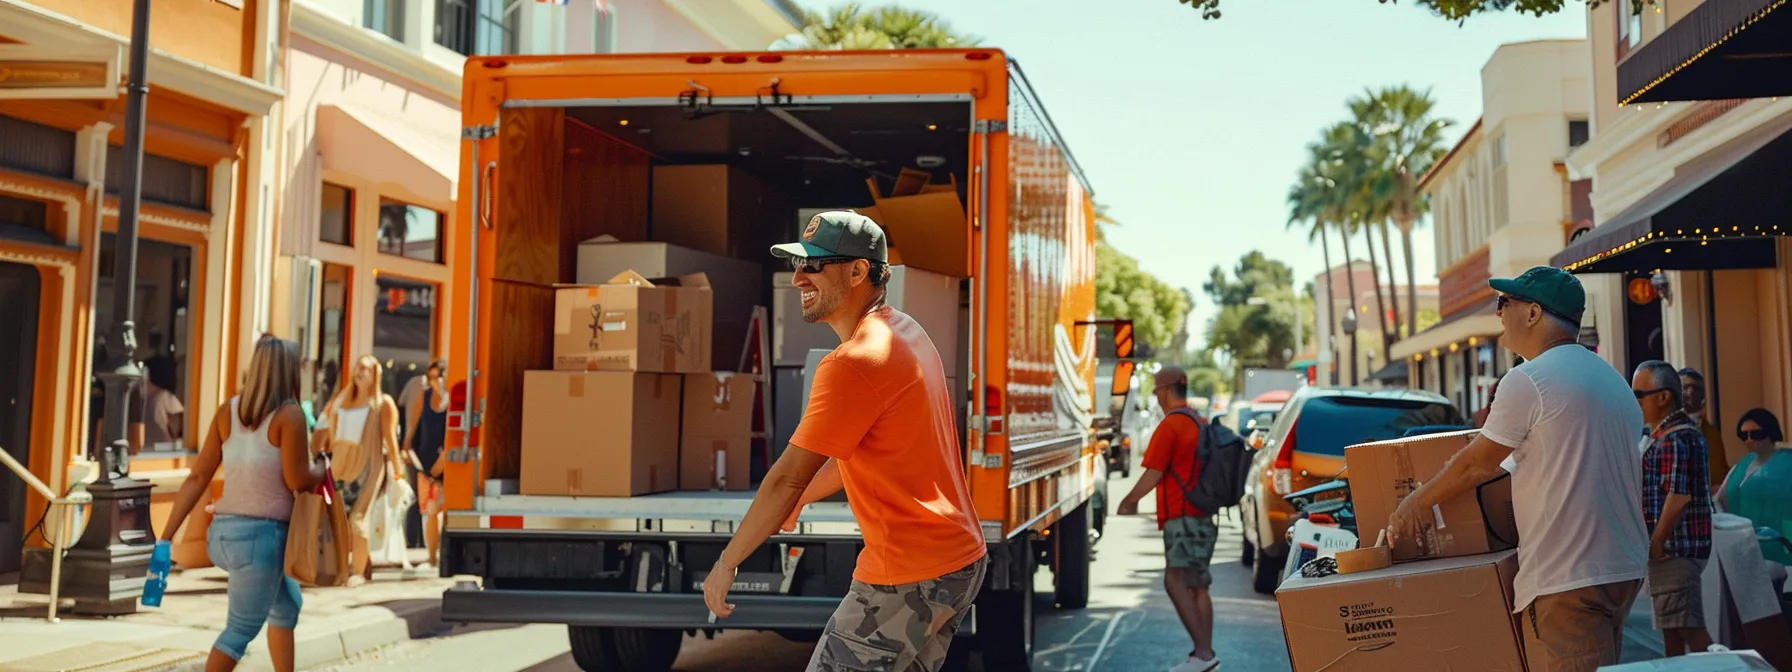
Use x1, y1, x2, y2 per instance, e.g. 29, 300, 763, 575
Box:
1520, 579, 1643, 672
1647, 556, 1708, 630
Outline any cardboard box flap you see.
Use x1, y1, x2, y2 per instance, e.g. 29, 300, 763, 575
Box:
1348, 428, 1480, 450
1279, 549, 1517, 591
608, 270, 655, 287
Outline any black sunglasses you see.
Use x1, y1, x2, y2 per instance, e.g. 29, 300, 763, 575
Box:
788, 256, 856, 274
1740, 429, 1772, 441
1633, 388, 1673, 399
1497, 294, 1580, 324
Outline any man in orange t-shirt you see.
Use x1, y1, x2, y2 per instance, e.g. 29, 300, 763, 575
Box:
1118, 366, 1221, 672
702, 211, 986, 672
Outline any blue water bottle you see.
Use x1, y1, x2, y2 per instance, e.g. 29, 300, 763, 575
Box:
142, 539, 172, 607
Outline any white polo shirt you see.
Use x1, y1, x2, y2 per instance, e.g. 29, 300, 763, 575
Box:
1479, 344, 1650, 612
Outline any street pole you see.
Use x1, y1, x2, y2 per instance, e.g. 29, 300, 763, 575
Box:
1344, 308, 1360, 387
64, 0, 158, 614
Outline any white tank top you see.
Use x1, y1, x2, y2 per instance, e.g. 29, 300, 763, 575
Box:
215, 397, 295, 521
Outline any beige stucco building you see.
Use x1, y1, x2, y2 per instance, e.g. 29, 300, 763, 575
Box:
1394, 39, 1591, 416
1313, 261, 1437, 388
1554, 0, 1792, 469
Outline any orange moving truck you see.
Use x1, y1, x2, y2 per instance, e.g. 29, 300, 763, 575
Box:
439, 49, 1114, 672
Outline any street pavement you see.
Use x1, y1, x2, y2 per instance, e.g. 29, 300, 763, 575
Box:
305, 460, 1667, 672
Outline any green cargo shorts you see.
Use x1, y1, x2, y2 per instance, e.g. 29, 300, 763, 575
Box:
1164, 515, 1218, 587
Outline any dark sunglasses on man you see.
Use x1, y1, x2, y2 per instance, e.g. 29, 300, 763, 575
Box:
1633, 387, 1673, 400
788, 255, 856, 274
1497, 293, 1579, 324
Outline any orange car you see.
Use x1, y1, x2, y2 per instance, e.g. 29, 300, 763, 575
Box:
1238, 386, 1463, 593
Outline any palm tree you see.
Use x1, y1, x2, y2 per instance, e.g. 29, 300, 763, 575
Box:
1287, 167, 1336, 382
1308, 123, 1376, 385
1356, 86, 1454, 340
777, 3, 981, 50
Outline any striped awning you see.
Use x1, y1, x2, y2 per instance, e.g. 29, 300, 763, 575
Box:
1618, 0, 1792, 105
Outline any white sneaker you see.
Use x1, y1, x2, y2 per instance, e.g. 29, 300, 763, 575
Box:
1168, 654, 1220, 672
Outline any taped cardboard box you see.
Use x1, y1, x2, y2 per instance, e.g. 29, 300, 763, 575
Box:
553, 271, 712, 373
680, 371, 755, 491
575, 240, 763, 367
520, 371, 681, 497
1277, 551, 1522, 672
1345, 429, 1519, 561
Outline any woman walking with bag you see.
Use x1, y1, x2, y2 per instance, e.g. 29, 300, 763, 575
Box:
161, 336, 327, 672
313, 355, 403, 585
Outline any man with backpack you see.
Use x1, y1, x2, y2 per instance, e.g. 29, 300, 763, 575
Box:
1118, 366, 1248, 672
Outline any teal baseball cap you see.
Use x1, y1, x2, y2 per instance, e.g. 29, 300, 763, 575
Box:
1490, 266, 1585, 321
770, 211, 888, 263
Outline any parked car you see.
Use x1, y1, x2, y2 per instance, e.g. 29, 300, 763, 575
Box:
1238, 389, 1292, 446
1239, 387, 1464, 593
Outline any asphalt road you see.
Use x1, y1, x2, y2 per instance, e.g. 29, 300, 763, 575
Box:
310, 460, 1665, 672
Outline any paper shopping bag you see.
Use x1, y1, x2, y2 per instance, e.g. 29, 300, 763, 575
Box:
285, 477, 351, 587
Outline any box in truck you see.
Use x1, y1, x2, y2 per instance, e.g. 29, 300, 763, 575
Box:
439, 48, 1110, 672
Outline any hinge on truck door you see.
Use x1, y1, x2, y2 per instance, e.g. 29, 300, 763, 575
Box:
972, 120, 1007, 134
461, 124, 498, 140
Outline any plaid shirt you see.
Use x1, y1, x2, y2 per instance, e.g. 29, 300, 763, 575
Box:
1642, 410, 1713, 559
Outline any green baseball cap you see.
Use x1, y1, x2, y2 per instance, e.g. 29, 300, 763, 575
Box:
1490, 266, 1585, 320
770, 211, 888, 263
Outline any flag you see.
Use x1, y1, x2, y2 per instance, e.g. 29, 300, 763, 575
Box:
534, 0, 569, 5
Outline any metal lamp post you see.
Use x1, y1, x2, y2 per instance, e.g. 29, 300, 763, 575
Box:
62, 0, 158, 614
1342, 308, 1359, 387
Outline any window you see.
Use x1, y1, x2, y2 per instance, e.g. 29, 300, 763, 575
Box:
104, 147, 209, 212
1617, 4, 1641, 58
365, 0, 405, 41
320, 183, 353, 245
1287, 396, 1464, 457
377, 200, 443, 263
1490, 134, 1507, 167
313, 263, 350, 410
436, 0, 518, 56
0, 116, 77, 180
592, 6, 616, 53
373, 275, 437, 402
1568, 120, 1590, 149
0, 194, 54, 246
93, 234, 193, 455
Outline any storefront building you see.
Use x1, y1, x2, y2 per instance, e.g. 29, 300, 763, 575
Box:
1394, 39, 1592, 417
1312, 261, 1437, 387
1554, 0, 1792, 469
0, 0, 284, 571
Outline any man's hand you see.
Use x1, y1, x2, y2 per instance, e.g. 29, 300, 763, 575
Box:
703, 563, 736, 619
1650, 538, 1669, 560
1387, 493, 1428, 548
1116, 497, 1140, 516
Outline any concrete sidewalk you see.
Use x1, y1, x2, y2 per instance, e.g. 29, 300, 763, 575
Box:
0, 551, 453, 672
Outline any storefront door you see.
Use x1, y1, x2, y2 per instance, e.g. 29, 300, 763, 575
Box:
0, 261, 39, 574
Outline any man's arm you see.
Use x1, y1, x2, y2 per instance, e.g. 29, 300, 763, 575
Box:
781, 459, 843, 532
1117, 468, 1164, 515
1652, 494, 1692, 559
1653, 432, 1701, 558
1388, 434, 1514, 544
704, 444, 832, 617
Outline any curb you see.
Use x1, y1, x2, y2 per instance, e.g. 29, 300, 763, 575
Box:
148, 599, 446, 672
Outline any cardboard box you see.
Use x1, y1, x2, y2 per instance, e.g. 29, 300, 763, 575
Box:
1345, 430, 1519, 561
520, 371, 681, 497
681, 372, 756, 491
651, 164, 791, 259
864, 176, 967, 278
576, 241, 764, 366
1277, 551, 1523, 672
553, 271, 712, 373
1598, 651, 1775, 671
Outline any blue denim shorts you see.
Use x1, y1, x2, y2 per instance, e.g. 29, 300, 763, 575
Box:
208, 514, 303, 660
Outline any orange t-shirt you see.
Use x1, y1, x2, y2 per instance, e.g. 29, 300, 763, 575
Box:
789, 306, 986, 585
1141, 409, 1207, 528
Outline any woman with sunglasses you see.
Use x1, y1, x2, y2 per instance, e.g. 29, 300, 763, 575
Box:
1718, 409, 1792, 563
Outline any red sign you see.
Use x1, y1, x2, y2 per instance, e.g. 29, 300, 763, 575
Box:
1627, 278, 1658, 305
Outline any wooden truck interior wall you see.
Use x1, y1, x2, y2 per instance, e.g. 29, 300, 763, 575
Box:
485, 102, 974, 481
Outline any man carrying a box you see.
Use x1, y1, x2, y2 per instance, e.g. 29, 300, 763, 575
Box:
1117, 365, 1222, 672
1633, 360, 1717, 656
1388, 266, 1650, 672
701, 211, 986, 672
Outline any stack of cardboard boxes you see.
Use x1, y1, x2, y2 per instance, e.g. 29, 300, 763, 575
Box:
1276, 430, 1527, 671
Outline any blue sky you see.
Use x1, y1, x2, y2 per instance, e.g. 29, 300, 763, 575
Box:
794, 0, 1588, 351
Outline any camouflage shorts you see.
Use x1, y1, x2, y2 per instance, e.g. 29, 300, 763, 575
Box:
806, 556, 987, 672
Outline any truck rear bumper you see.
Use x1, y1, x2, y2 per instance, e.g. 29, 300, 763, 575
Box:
440, 585, 842, 630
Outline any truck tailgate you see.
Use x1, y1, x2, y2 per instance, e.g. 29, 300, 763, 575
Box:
452, 491, 861, 536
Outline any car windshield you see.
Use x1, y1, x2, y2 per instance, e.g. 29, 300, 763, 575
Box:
1244, 410, 1278, 432
1292, 396, 1465, 456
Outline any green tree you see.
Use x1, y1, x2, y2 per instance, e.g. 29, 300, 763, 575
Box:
1173, 0, 1649, 22
1354, 86, 1453, 340
1095, 241, 1192, 356
776, 3, 981, 50
1203, 251, 1301, 385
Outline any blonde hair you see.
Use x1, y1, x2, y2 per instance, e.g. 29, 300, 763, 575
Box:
239, 336, 303, 428
327, 354, 385, 413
